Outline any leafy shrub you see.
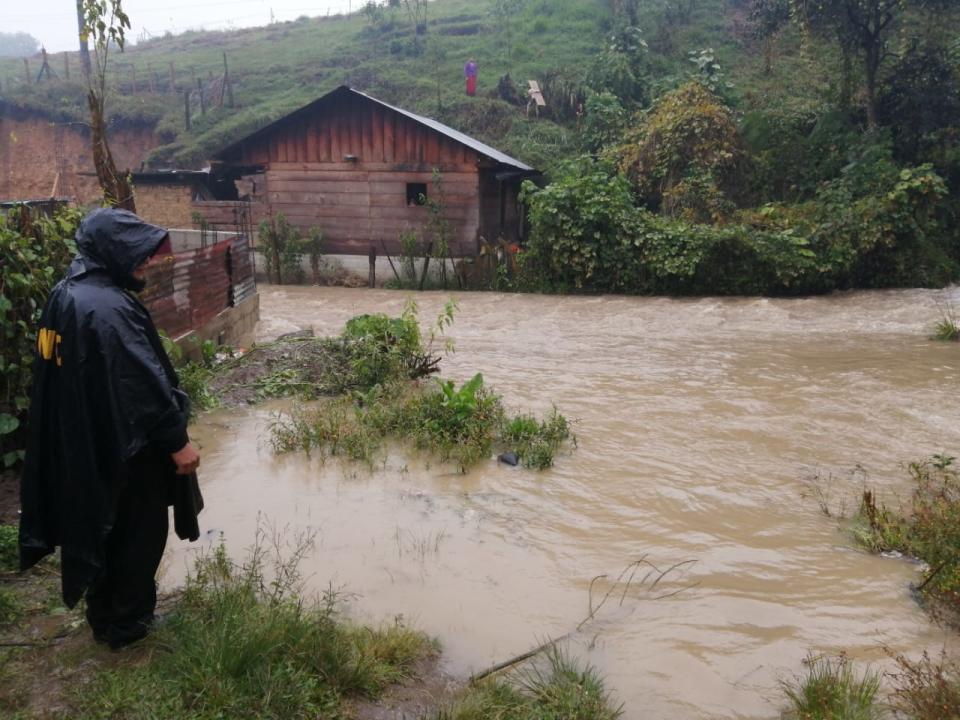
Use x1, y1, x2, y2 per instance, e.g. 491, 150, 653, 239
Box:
581, 92, 628, 153
520, 157, 644, 291
258, 212, 305, 284
390, 373, 503, 468
617, 80, 742, 222
0, 207, 79, 468
521, 157, 818, 295
342, 307, 426, 389
502, 410, 572, 470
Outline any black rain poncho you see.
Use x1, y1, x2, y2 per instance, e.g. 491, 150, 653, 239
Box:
19, 208, 202, 607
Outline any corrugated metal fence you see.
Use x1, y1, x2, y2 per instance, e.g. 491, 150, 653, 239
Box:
141, 233, 256, 340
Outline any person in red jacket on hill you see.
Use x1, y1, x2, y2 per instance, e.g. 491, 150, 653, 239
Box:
465, 58, 478, 96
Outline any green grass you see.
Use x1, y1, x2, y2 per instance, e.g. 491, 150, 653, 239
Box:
0, 588, 20, 625
931, 304, 959, 342
0, 0, 616, 168
433, 645, 622, 720
853, 455, 960, 623
0, 524, 17, 572
71, 538, 432, 719
0, 0, 827, 172
270, 374, 573, 471
780, 654, 883, 720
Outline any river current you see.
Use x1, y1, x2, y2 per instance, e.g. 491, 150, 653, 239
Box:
166, 285, 960, 719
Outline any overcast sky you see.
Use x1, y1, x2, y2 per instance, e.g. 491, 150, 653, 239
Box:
6, 0, 358, 53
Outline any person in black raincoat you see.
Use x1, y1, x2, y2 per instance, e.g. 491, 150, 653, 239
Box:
19, 207, 203, 649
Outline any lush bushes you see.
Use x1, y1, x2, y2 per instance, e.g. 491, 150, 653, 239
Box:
520, 157, 817, 295
521, 137, 955, 295
0, 207, 79, 468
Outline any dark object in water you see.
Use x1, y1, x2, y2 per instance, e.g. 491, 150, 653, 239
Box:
498, 452, 519, 466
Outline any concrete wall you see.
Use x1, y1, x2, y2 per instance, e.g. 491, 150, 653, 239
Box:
175, 293, 260, 360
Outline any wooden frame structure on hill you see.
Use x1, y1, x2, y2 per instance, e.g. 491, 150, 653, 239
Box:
210, 85, 539, 256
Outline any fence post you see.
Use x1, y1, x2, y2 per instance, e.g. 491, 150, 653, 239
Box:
22, 58, 31, 85
368, 246, 377, 287
223, 52, 234, 108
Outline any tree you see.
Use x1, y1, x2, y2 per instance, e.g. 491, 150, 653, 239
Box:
0, 32, 39, 58
76, 1, 91, 76
403, 0, 427, 35
748, 0, 790, 74
80, 0, 135, 210
792, 0, 904, 128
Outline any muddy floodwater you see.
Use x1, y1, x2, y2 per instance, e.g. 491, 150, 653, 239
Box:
166, 285, 960, 719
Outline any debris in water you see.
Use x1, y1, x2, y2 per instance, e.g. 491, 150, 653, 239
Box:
498, 452, 519, 466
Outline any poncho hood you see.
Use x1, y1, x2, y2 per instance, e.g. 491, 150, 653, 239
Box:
74, 208, 168, 284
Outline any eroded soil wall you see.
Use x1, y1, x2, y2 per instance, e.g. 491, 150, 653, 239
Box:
0, 109, 157, 205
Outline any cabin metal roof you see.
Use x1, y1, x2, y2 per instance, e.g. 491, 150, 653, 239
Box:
213, 85, 534, 172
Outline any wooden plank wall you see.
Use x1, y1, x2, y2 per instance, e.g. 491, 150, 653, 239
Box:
237, 94, 482, 256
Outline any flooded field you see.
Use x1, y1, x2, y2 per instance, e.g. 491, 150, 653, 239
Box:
166, 285, 960, 719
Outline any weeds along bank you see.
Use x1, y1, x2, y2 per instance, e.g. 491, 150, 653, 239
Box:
774, 455, 960, 719
178, 301, 574, 471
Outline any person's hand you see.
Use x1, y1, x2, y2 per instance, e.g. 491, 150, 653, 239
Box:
171, 443, 200, 475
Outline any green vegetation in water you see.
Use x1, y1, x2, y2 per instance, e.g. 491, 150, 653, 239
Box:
853, 454, 960, 623
71, 533, 433, 720
930, 303, 959, 342
779, 653, 883, 720
433, 645, 622, 720
197, 301, 572, 470
270, 373, 572, 471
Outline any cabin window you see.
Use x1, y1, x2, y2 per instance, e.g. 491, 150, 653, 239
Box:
406, 183, 428, 206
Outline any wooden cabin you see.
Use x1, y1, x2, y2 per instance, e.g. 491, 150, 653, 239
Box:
211, 86, 538, 256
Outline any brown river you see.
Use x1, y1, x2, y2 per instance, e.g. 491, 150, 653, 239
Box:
167, 285, 959, 719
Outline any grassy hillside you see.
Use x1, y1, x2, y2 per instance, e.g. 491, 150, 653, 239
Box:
0, 0, 815, 171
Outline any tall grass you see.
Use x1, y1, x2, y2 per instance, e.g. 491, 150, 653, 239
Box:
270, 375, 572, 471
779, 654, 883, 720
71, 533, 432, 719
930, 302, 959, 341
433, 645, 622, 720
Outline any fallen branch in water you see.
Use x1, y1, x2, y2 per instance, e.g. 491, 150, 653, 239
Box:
469, 556, 698, 684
